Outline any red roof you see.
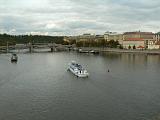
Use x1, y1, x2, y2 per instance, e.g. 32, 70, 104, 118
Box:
137, 46, 145, 48
124, 38, 144, 41
124, 32, 154, 35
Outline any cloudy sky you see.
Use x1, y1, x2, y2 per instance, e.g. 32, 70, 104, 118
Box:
0, 0, 160, 35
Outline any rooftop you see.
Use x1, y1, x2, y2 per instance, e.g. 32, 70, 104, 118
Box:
124, 38, 144, 41
124, 32, 154, 35
155, 41, 160, 45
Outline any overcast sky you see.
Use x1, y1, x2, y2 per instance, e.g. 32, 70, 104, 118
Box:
0, 0, 160, 35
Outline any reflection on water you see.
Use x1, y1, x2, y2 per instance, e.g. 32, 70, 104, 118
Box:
102, 52, 160, 68
0, 52, 160, 120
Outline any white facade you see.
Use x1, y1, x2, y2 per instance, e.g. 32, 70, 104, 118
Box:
104, 31, 123, 44
148, 45, 160, 49
122, 40, 145, 49
155, 33, 160, 41
148, 40, 160, 49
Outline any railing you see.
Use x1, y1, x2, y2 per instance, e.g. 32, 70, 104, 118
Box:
0, 43, 74, 53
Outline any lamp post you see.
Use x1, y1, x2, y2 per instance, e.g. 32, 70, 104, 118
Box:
6, 41, 9, 53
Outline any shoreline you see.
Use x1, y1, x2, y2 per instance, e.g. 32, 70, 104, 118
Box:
1, 47, 160, 55
77, 47, 160, 55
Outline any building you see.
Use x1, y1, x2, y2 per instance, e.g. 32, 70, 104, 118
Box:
64, 31, 160, 49
65, 33, 105, 43
147, 40, 160, 49
122, 32, 154, 49
104, 32, 123, 41
95, 35, 105, 42
155, 32, 160, 42
155, 41, 160, 49
104, 31, 123, 44
78, 34, 96, 42
64, 36, 77, 42
122, 38, 145, 49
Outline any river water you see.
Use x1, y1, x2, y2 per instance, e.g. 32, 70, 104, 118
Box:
0, 52, 160, 120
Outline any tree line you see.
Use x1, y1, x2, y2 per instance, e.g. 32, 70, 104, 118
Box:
0, 33, 121, 48
0, 33, 64, 46
64, 39, 121, 48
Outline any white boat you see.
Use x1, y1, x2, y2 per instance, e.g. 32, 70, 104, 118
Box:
11, 54, 18, 62
68, 61, 89, 77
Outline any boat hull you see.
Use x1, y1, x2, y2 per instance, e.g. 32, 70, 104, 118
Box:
11, 59, 17, 62
11, 58, 18, 62
11, 55, 18, 62
68, 67, 89, 78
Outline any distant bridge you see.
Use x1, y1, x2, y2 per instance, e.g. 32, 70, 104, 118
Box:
0, 43, 74, 53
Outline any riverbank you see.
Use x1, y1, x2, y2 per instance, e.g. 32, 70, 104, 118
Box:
1, 47, 160, 55
77, 47, 160, 55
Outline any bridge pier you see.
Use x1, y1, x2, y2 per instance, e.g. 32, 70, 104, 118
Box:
54, 47, 57, 52
6, 48, 9, 53
28, 43, 33, 53
68, 47, 72, 51
29, 46, 32, 53
51, 47, 54, 52
6, 42, 9, 53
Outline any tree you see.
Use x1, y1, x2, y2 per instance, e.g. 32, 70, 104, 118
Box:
76, 41, 83, 47
100, 39, 106, 47
62, 41, 69, 45
0, 34, 64, 46
128, 45, 131, 49
106, 40, 120, 48
84, 41, 90, 47
119, 45, 123, 49
133, 45, 136, 49
69, 39, 76, 45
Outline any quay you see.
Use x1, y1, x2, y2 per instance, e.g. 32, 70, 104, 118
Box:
1, 44, 160, 55
76, 47, 160, 55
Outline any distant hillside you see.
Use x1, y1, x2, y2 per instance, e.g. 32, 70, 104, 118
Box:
0, 34, 64, 46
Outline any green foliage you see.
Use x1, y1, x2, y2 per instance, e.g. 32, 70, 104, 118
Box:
0, 34, 64, 46
133, 45, 136, 49
62, 41, 69, 45
106, 40, 120, 48
119, 45, 123, 49
128, 45, 131, 49
76, 41, 83, 47
75, 39, 120, 48
0, 34, 16, 46
69, 40, 76, 45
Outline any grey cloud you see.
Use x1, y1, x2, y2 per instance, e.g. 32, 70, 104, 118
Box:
111, 0, 160, 9
0, 0, 160, 35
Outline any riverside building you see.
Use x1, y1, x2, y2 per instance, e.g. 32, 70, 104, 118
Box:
122, 32, 155, 49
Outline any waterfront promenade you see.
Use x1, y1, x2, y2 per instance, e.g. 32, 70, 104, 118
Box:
78, 47, 160, 55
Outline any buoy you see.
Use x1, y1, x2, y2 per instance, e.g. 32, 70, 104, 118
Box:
108, 69, 110, 72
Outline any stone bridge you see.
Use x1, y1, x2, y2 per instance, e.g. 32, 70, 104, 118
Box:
0, 43, 74, 53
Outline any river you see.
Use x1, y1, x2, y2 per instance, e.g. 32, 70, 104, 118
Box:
0, 52, 160, 120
